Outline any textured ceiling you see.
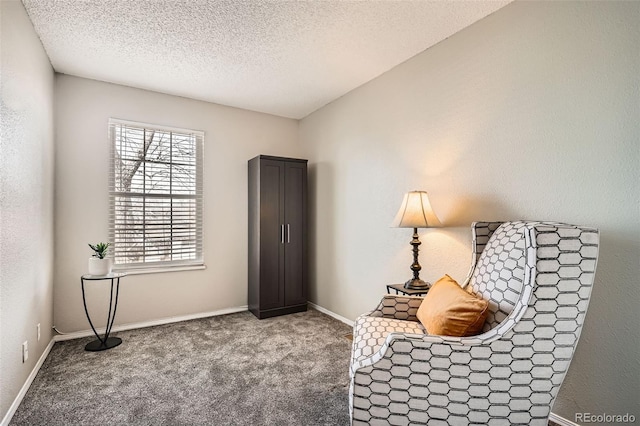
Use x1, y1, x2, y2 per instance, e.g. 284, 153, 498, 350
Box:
22, 0, 511, 119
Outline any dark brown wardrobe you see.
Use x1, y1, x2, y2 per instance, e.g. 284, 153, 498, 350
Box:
248, 155, 308, 319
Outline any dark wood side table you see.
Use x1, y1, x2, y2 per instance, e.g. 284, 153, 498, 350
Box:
386, 283, 430, 297
81, 273, 125, 351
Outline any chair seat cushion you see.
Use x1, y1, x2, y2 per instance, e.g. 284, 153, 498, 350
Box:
417, 275, 489, 336
351, 315, 425, 365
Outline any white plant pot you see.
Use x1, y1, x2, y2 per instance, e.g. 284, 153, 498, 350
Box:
88, 258, 112, 276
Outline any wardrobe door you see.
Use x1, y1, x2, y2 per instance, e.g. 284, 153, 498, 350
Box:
283, 161, 307, 306
259, 159, 285, 310
249, 155, 307, 319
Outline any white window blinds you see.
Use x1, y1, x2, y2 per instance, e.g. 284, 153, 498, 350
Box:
109, 119, 204, 270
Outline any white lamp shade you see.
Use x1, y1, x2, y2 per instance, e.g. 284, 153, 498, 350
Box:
391, 191, 442, 228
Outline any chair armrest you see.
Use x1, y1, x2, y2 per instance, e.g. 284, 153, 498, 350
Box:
353, 301, 523, 376
369, 294, 424, 322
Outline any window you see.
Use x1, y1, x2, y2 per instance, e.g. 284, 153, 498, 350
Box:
109, 119, 204, 271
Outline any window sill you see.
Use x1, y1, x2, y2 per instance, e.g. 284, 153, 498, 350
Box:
112, 264, 206, 276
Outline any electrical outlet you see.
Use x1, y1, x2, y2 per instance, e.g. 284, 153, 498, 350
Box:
37, 323, 41, 341
22, 341, 28, 363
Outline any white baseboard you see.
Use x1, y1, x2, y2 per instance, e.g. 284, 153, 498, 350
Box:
308, 302, 354, 327
549, 412, 579, 426
1, 339, 55, 426
54, 305, 248, 341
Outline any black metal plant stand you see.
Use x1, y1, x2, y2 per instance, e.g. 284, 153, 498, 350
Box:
80, 273, 125, 351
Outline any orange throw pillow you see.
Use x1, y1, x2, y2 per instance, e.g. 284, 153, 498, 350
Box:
417, 275, 489, 337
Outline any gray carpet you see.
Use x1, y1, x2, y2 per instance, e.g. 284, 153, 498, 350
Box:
11, 309, 353, 425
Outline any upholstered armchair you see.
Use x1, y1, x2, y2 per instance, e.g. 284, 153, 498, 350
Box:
349, 221, 599, 425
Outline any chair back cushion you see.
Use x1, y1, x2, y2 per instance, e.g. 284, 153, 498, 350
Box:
466, 222, 527, 331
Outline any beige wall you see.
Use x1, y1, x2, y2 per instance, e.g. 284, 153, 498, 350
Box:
0, 0, 55, 421
300, 1, 639, 422
54, 75, 300, 332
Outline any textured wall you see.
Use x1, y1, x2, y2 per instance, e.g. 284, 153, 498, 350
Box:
300, 1, 639, 423
0, 0, 55, 421
54, 75, 300, 333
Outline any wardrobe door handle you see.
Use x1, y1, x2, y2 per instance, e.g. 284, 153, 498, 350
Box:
281, 224, 285, 244
287, 224, 290, 243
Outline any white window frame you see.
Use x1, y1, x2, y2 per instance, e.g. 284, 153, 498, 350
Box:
108, 118, 204, 273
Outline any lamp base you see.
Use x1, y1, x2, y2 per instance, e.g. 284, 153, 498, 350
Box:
404, 278, 431, 290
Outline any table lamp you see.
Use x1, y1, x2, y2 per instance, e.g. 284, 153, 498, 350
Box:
391, 191, 442, 289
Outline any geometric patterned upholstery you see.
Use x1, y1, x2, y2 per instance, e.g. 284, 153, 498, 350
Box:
466, 222, 529, 331
350, 314, 425, 371
369, 295, 424, 322
350, 221, 599, 425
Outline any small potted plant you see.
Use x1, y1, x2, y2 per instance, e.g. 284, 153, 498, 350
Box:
88, 242, 112, 276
